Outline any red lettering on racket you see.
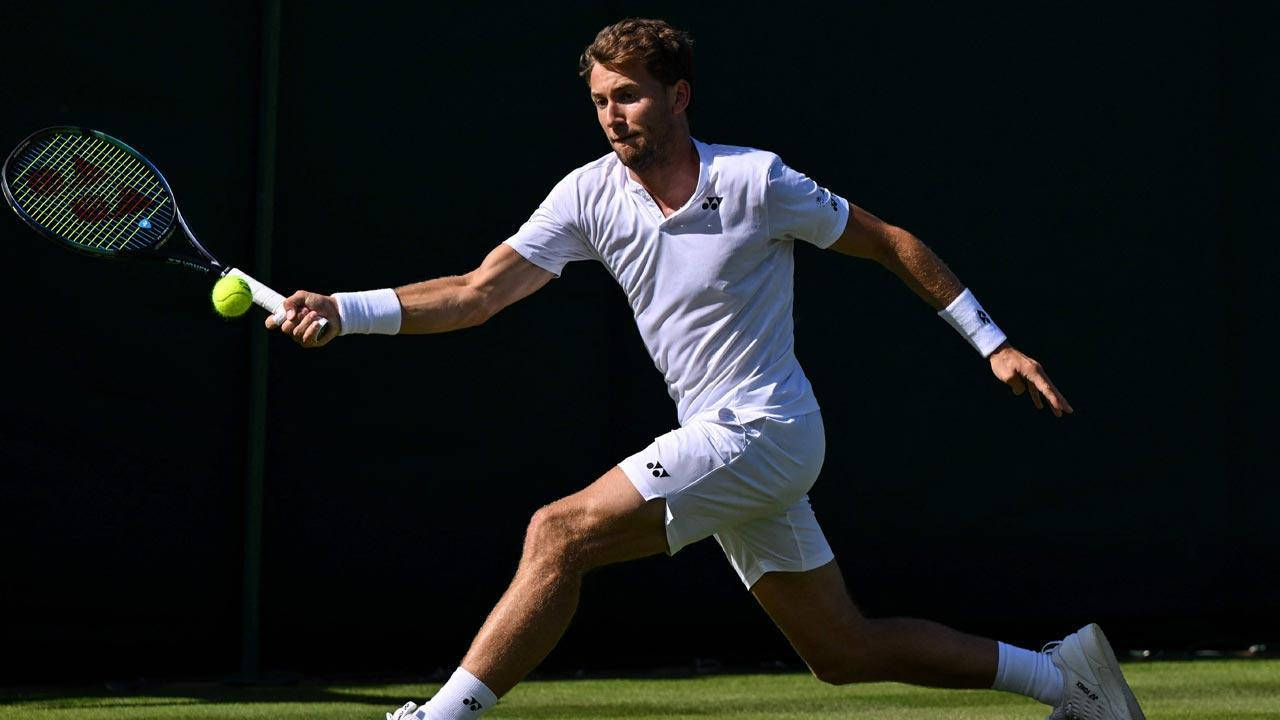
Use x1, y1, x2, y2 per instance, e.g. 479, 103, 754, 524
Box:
111, 187, 153, 217
25, 167, 64, 195
71, 155, 106, 185
72, 195, 111, 221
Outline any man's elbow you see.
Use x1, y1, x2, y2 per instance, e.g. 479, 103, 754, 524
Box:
457, 285, 506, 328
832, 212, 911, 262
870, 225, 918, 264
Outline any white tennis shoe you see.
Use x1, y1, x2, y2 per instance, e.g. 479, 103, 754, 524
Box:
1045, 623, 1145, 720
386, 701, 428, 720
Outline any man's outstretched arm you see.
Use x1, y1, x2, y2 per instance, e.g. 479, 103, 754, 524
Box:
266, 244, 555, 345
828, 205, 1074, 417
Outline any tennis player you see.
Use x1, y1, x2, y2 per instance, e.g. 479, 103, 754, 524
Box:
269, 18, 1143, 720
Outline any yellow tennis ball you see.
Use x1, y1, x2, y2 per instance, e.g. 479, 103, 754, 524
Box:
211, 275, 253, 318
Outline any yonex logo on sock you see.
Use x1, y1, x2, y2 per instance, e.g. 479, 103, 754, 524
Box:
701, 196, 722, 211
976, 309, 991, 325
462, 696, 482, 711
646, 461, 671, 478
1075, 680, 1098, 702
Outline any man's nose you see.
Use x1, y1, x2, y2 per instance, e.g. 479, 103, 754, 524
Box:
604, 101, 625, 125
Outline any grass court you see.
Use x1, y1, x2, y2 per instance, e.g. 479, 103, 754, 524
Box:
2, 659, 1277, 719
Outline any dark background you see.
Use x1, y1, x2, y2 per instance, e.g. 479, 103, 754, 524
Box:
1, 1, 1274, 684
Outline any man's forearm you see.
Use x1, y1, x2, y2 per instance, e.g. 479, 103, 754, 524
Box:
395, 274, 490, 334
875, 227, 965, 310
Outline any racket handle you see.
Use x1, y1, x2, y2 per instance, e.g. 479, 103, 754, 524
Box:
226, 267, 330, 340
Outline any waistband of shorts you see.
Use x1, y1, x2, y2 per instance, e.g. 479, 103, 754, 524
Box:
682, 405, 821, 428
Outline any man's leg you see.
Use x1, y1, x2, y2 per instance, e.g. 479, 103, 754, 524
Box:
461, 467, 667, 694
403, 467, 667, 719
751, 559, 1001, 688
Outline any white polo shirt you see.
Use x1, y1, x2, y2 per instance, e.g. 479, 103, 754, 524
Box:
504, 138, 850, 426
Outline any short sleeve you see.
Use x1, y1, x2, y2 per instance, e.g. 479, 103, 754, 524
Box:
766, 157, 850, 249
503, 175, 596, 277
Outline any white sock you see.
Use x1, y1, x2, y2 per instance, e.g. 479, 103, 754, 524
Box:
421, 666, 498, 720
992, 641, 1064, 706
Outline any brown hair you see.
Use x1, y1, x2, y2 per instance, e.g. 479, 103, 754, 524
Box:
579, 18, 695, 91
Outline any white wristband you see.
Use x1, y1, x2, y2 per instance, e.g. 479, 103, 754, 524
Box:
938, 288, 1007, 357
332, 288, 402, 336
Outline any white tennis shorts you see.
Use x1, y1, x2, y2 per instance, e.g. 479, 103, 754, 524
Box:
619, 409, 833, 588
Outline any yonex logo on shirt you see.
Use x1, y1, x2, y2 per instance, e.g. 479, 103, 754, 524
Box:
701, 196, 722, 211
646, 461, 671, 478
815, 189, 838, 212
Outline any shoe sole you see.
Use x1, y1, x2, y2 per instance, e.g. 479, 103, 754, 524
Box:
1081, 623, 1146, 720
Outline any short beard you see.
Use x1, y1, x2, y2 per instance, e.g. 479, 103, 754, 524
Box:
617, 120, 673, 173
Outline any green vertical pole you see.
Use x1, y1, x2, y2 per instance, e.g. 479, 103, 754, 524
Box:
242, 0, 282, 678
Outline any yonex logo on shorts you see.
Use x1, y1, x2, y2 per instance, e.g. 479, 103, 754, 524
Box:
646, 461, 671, 478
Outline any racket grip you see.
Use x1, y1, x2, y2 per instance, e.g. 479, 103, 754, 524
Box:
226, 267, 330, 340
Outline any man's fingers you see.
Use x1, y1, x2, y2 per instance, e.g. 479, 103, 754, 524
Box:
1030, 370, 1073, 417
293, 310, 335, 347
1028, 381, 1044, 410
993, 347, 1074, 418
302, 315, 329, 346
1008, 376, 1026, 396
283, 291, 315, 322
292, 309, 317, 342
263, 290, 336, 349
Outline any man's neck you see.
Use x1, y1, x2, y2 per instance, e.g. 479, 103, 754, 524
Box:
628, 137, 699, 218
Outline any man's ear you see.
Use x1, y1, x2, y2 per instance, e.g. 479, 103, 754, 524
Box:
669, 79, 692, 115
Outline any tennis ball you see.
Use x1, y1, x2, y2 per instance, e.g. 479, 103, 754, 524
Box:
211, 275, 253, 318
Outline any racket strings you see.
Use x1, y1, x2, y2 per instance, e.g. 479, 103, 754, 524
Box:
12, 134, 93, 229
11, 134, 154, 249
7, 132, 172, 252
35, 137, 136, 242
51, 138, 168, 249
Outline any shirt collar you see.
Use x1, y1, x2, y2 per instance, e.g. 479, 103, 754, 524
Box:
623, 138, 709, 223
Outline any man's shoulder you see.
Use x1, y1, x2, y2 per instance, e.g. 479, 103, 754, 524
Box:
697, 140, 780, 177
564, 151, 623, 185
535, 151, 623, 214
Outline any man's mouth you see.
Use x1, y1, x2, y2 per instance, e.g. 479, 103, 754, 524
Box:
613, 133, 639, 143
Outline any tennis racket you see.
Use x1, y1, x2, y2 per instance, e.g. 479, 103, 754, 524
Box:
1, 126, 326, 338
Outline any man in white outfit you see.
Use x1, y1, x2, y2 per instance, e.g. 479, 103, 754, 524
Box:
269, 18, 1144, 720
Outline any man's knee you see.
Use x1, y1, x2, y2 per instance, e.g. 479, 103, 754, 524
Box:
520, 469, 664, 574
522, 501, 594, 573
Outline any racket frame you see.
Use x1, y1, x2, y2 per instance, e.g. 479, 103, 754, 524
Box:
3, 126, 327, 337
3, 126, 220, 273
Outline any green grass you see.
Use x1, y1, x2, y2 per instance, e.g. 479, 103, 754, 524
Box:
1, 660, 1277, 719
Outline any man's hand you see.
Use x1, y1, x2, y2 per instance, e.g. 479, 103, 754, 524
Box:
264, 290, 341, 348
988, 344, 1074, 417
